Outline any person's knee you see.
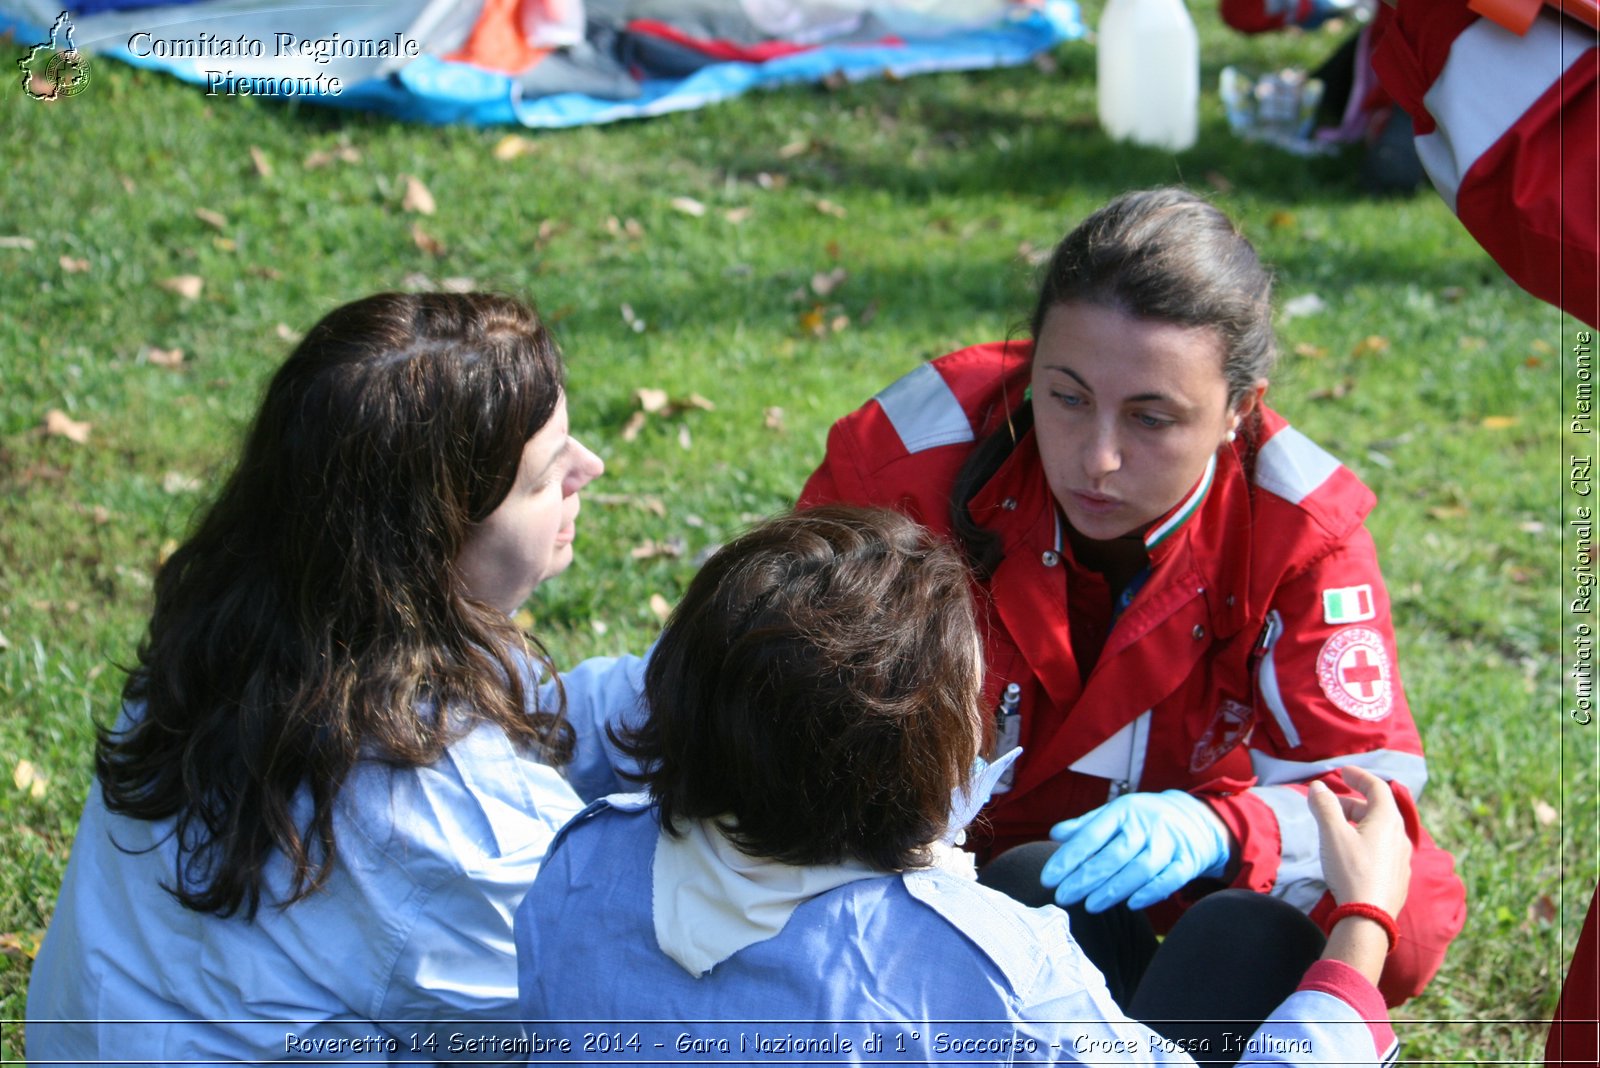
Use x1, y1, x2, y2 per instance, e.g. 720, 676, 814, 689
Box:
977, 842, 1059, 909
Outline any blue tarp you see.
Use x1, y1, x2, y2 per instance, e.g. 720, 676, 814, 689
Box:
2, 1, 1082, 127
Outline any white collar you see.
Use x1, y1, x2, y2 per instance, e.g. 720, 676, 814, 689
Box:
651, 748, 1022, 977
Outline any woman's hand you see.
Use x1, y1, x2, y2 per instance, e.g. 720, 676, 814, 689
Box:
1308, 766, 1412, 917
1309, 766, 1413, 984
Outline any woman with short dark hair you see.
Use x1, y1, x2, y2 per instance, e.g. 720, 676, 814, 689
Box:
27, 292, 632, 1065
516, 505, 1413, 1066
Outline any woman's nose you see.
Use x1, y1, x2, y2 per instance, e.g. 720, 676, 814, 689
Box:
1081, 424, 1121, 480
568, 440, 605, 490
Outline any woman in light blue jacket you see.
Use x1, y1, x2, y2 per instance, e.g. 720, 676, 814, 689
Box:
517, 506, 1413, 1067
28, 291, 640, 1066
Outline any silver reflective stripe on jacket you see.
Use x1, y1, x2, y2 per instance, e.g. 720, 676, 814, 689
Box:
1250, 748, 1428, 800
1253, 426, 1340, 505
1251, 784, 1329, 911
873, 363, 975, 454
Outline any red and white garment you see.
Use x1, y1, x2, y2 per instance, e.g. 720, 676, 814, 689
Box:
799, 343, 1467, 1007
1371, 0, 1598, 326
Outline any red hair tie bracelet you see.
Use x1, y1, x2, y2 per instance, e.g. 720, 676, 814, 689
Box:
1326, 902, 1399, 955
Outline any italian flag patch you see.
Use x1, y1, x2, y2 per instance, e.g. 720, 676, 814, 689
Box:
1322, 584, 1375, 624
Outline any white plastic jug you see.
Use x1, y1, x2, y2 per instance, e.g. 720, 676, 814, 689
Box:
1096, 0, 1200, 152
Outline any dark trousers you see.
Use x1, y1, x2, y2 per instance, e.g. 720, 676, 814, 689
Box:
979, 842, 1327, 1067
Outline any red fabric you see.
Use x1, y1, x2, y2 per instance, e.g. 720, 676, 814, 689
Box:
1548, 887, 1600, 1067
624, 19, 820, 61
1220, 0, 1323, 32
1371, 1, 1599, 326
798, 344, 1466, 1006
1299, 959, 1398, 1056
446, 0, 551, 74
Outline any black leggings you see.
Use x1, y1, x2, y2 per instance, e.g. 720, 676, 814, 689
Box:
979, 842, 1327, 1066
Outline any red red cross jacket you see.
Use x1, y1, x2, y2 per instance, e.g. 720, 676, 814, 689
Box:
799, 343, 1466, 1006
1371, 0, 1598, 327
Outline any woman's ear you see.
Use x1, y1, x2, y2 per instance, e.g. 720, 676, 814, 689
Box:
1230, 380, 1268, 432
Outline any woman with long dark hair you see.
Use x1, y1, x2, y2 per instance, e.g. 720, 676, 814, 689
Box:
27, 292, 622, 1064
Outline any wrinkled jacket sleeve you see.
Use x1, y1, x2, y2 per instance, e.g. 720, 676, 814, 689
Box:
1203, 532, 1465, 1006
548, 653, 650, 802
1372, 0, 1598, 326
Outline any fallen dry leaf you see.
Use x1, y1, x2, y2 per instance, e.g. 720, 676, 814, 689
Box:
670, 196, 707, 218
1352, 335, 1390, 357
606, 216, 645, 240
44, 409, 91, 444
1534, 799, 1558, 825
765, 406, 785, 431
159, 275, 204, 300
649, 593, 672, 621
249, 145, 273, 178
755, 172, 788, 191
1293, 342, 1327, 359
589, 493, 667, 517
1531, 339, 1554, 354
276, 323, 299, 342
119, 175, 137, 194
621, 411, 649, 442
1481, 415, 1519, 430
91, 505, 111, 525
194, 208, 228, 231
811, 267, 847, 297
162, 471, 202, 495
12, 759, 46, 799
1308, 380, 1355, 402
1530, 895, 1558, 926
778, 138, 811, 159
1016, 241, 1052, 267
411, 222, 445, 257
493, 134, 536, 161
401, 174, 437, 216
1427, 505, 1469, 521
630, 537, 686, 561
440, 277, 476, 293
800, 305, 828, 337
636, 387, 670, 414
814, 199, 847, 219
0, 931, 43, 962
59, 256, 89, 273
303, 144, 362, 169
142, 346, 185, 368
0, 236, 37, 250
1268, 210, 1297, 230
724, 207, 753, 225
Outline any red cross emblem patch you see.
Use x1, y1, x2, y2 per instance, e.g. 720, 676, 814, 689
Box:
1316, 627, 1394, 721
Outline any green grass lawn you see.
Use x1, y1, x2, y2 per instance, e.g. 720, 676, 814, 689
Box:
1, 5, 1593, 1062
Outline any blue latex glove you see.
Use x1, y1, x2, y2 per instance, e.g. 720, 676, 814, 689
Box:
1040, 790, 1230, 912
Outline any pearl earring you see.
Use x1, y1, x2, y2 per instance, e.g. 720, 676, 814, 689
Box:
1226, 429, 1237, 443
